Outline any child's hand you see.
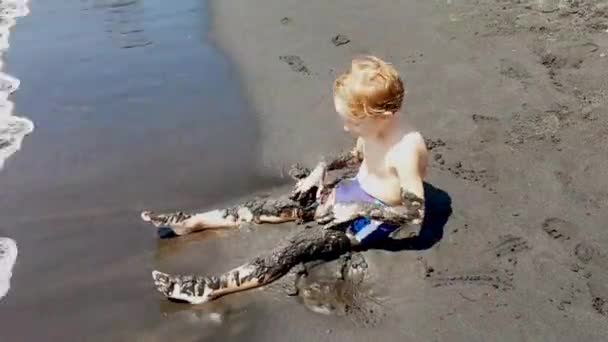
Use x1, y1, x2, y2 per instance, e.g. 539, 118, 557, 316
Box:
399, 191, 425, 225
316, 202, 362, 229
291, 162, 327, 202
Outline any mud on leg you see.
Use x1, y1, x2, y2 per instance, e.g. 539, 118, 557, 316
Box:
152, 225, 353, 303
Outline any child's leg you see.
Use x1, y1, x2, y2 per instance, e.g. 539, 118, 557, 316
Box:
142, 162, 332, 236
141, 159, 344, 236
152, 226, 352, 304
141, 196, 311, 236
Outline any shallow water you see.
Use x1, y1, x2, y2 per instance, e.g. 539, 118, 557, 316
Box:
2, 0, 265, 205
0, 0, 282, 339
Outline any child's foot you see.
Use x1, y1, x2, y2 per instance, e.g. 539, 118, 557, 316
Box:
141, 211, 193, 236
152, 270, 214, 304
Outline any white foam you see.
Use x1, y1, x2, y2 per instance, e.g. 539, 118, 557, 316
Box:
0, 237, 18, 300
0, 0, 33, 171
0, 0, 30, 302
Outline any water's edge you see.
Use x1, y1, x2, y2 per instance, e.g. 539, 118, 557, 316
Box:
0, 0, 33, 171
0, 237, 17, 300
0, 0, 31, 301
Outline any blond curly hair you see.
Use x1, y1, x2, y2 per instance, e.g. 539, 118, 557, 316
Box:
333, 56, 405, 119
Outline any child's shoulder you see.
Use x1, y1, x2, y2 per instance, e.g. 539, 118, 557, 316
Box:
387, 130, 426, 163
397, 130, 426, 152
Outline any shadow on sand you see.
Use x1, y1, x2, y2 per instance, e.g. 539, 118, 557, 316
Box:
362, 182, 452, 252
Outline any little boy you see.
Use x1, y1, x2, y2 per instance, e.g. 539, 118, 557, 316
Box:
143, 56, 428, 304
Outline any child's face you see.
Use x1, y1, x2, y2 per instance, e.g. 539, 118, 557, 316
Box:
334, 95, 389, 137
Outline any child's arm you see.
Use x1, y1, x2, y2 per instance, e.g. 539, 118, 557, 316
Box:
291, 138, 363, 202
390, 141, 426, 224
325, 137, 364, 170
320, 138, 426, 228
393, 136, 426, 201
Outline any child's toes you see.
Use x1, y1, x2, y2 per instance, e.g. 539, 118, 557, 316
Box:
152, 270, 173, 296
141, 211, 168, 227
141, 211, 191, 228
152, 270, 212, 304
141, 211, 154, 223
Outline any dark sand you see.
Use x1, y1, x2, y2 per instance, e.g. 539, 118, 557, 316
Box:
209, 0, 608, 340
1, 0, 608, 341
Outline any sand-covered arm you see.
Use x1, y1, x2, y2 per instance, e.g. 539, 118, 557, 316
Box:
319, 137, 426, 228
290, 138, 364, 203
325, 137, 364, 170
317, 189, 425, 228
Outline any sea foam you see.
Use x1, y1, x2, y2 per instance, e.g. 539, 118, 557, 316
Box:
0, 0, 31, 302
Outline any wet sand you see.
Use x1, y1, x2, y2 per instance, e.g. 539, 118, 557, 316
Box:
1, 0, 608, 341
0, 0, 290, 340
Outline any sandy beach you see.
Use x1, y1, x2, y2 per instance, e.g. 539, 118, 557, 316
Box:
1, 0, 607, 341
209, 0, 608, 340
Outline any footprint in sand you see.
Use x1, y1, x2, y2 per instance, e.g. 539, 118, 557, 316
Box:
427, 132, 498, 192
331, 34, 350, 47
573, 242, 597, 264
588, 276, 608, 317
279, 55, 310, 75
539, 217, 608, 318
541, 217, 577, 242
0, 237, 18, 301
